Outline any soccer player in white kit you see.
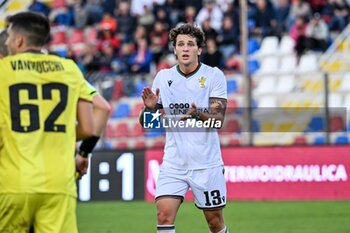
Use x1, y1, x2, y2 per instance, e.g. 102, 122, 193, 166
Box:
140, 23, 228, 233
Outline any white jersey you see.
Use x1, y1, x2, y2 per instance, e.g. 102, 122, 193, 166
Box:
152, 63, 227, 170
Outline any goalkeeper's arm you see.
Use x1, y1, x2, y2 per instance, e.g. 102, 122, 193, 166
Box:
76, 95, 111, 177
78, 94, 111, 157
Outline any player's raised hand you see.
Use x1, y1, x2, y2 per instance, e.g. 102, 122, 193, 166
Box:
181, 102, 197, 120
142, 87, 160, 109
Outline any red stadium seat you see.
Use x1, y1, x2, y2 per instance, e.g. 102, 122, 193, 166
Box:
104, 123, 114, 139
226, 99, 238, 114
129, 123, 144, 137
293, 136, 307, 145
115, 141, 128, 149
68, 29, 84, 44
134, 140, 146, 149
51, 0, 66, 8
85, 27, 98, 44
227, 138, 240, 146
152, 139, 165, 148
51, 30, 67, 45
131, 102, 144, 117
112, 79, 123, 100
225, 119, 240, 133
330, 115, 345, 132
114, 122, 129, 137
68, 29, 85, 55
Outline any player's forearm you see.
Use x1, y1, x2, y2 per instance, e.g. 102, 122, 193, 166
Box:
92, 95, 111, 136
76, 100, 94, 140
76, 124, 93, 140
195, 111, 225, 129
199, 97, 227, 129
77, 95, 111, 157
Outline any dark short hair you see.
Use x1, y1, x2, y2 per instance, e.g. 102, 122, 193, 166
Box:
7, 11, 50, 47
169, 23, 206, 48
0, 30, 8, 56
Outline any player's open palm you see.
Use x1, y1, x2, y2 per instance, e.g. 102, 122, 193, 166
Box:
142, 87, 159, 109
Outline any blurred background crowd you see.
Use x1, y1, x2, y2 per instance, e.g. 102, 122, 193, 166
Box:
1, 0, 350, 149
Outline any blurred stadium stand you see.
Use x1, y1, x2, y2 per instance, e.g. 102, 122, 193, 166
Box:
1, 0, 350, 149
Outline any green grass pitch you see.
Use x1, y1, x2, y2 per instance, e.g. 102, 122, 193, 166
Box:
77, 200, 350, 233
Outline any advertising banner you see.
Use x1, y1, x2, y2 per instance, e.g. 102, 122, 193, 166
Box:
78, 150, 145, 201
145, 146, 350, 201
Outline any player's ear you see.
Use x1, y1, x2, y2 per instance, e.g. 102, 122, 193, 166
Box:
16, 34, 24, 49
197, 48, 202, 56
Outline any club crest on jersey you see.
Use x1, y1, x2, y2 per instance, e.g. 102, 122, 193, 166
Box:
199, 77, 206, 88
168, 79, 173, 87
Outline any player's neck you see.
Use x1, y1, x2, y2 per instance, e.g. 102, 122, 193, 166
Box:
19, 46, 42, 54
178, 62, 200, 76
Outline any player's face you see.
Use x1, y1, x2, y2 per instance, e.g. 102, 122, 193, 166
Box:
174, 34, 202, 67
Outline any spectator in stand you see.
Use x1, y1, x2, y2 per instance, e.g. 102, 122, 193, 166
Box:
49, 4, 74, 26
28, 0, 50, 17
84, 0, 103, 25
179, 5, 197, 25
223, 2, 240, 29
161, 0, 182, 27
185, 0, 203, 12
288, 0, 312, 29
309, 0, 327, 12
225, 53, 241, 72
72, 0, 88, 29
129, 37, 153, 73
202, 18, 218, 42
217, 16, 239, 61
323, 0, 350, 31
130, 0, 166, 16
101, 0, 117, 15
137, 5, 155, 32
150, 21, 169, 65
97, 27, 120, 52
274, 0, 291, 37
96, 41, 118, 100
99, 11, 117, 33
99, 41, 117, 74
153, 5, 172, 31
305, 13, 329, 52
201, 37, 223, 68
115, 42, 137, 96
217, 0, 235, 12
115, 1, 137, 43
112, 42, 134, 74
250, 0, 277, 37
66, 47, 78, 62
290, 16, 308, 58
196, 0, 223, 32
133, 25, 148, 43
78, 43, 101, 75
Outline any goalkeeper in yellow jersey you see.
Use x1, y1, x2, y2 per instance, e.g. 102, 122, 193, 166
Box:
0, 12, 95, 233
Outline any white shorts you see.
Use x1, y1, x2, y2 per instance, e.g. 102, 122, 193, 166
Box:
155, 165, 227, 209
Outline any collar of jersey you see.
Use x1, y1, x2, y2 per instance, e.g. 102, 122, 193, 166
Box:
21, 49, 43, 54
176, 63, 201, 78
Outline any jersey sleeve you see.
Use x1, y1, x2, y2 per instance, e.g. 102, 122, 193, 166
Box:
70, 61, 96, 102
84, 80, 98, 97
210, 68, 227, 99
151, 70, 162, 105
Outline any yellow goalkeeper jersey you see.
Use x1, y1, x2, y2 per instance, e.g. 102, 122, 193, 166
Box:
0, 52, 95, 197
